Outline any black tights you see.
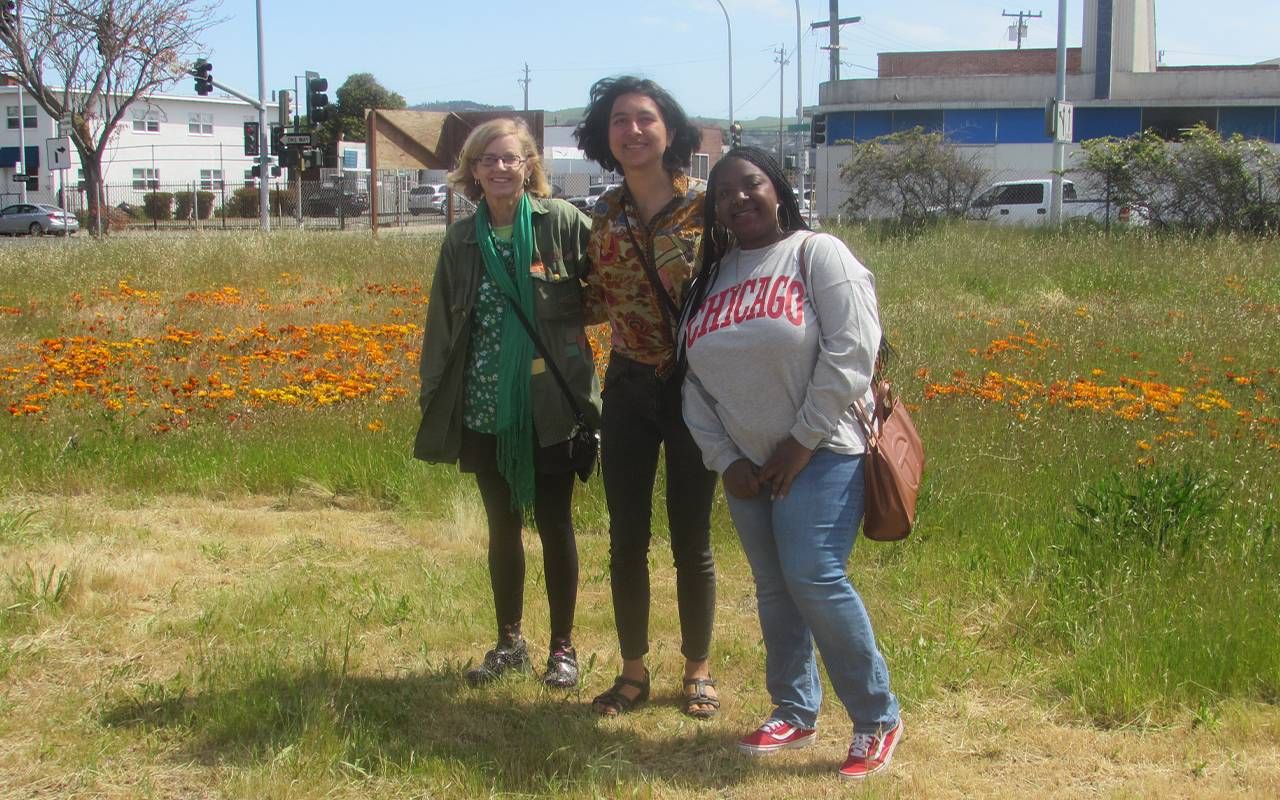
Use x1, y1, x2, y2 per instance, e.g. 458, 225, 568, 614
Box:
600, 355, 718, 662
474, 469, 578, 647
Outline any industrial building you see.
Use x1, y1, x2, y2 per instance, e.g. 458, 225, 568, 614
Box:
811, 0, 1280, 217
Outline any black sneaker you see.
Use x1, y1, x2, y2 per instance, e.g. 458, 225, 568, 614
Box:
466, 638, 530, 686
542, 643, 579, 688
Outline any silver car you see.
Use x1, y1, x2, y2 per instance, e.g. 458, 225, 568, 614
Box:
0, 203, 80, 236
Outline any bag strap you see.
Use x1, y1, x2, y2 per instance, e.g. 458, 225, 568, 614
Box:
492, 281, 590, 428
620, 199, 681, 332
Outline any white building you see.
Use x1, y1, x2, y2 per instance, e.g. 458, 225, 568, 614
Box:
1, 77, 263, 208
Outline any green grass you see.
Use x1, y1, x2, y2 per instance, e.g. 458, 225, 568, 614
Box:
1, 225, 1278, 797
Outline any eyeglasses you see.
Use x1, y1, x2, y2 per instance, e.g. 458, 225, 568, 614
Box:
472, 154, 526, 168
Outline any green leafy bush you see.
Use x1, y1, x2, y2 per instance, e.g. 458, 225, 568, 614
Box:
141, 192, 174, 221
174, 190, 216, 220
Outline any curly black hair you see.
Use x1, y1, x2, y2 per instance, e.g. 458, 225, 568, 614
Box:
573, 75, 702, 174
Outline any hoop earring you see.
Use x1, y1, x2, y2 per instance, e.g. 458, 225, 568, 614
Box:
775, 204, 784, 231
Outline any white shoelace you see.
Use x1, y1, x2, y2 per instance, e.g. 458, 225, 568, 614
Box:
760, 719, 790, 734
848, 732, 877, 759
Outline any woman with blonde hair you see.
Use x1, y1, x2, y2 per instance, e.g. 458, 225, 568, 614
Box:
414, 118, 601, 688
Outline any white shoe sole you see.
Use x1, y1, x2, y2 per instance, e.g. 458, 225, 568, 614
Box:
737, 733, 818, 755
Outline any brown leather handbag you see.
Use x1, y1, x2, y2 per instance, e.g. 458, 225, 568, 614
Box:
852, 379, 924, 542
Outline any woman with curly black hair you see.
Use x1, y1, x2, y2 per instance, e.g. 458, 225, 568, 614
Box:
573, 76, 721, 719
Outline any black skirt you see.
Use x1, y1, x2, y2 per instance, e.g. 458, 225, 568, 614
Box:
458, 427, 574, 475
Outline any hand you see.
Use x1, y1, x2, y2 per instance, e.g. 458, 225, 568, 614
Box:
759, 436, 814, 500
722, 459, 762, 499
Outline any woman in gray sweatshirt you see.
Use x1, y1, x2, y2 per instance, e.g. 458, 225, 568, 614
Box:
680, 147, 902, 781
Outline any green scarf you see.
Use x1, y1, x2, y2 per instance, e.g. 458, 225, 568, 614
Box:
475, 194, 537, 509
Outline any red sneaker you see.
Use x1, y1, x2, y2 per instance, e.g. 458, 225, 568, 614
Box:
838, 719, 903, 780
737, 719, 817, 754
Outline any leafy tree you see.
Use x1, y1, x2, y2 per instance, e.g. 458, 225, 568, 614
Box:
838, 127, 987, 226
0, 0, 221, 235
313, 73, 405, 161
1076, 124, 1280, 233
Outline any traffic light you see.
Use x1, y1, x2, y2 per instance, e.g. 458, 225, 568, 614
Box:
243, 121, 260, 156
729, 122, 743, 147
306, 149, 324, 169
249, 163, 281, 179
810, 114, 827, 146
278, 90, 294, 129
1, 1, 17, 36
305, 73, 329, 125
193, 59, 213, 96
269, 124, 282, 156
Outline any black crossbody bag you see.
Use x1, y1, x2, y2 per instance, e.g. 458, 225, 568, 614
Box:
497, 291, 599, 483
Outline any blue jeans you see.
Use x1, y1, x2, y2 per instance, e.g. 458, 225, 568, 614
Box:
726, 449, 899, 733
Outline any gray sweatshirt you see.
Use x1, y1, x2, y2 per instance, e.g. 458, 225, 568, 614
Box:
681, 232, 882, 475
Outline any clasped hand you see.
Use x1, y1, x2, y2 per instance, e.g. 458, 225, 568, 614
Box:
723, 437, 814, 500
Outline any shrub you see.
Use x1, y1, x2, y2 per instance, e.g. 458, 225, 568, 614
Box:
174, 191, 216, 221
1075, 124, 1280, 234
74, 206, 131, 232
227, 187, 296, 218
141, 192, 174, 221
838, 127, 988, 226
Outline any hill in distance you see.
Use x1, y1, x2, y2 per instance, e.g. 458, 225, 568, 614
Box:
410, 100, 788, 132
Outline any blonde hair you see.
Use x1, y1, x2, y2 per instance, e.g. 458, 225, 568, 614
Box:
447, 118, 551, 202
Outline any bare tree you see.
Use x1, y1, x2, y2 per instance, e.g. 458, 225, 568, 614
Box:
1, 0, 221, 234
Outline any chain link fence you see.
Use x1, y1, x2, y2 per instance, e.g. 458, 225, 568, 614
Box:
56, 169, 483, 232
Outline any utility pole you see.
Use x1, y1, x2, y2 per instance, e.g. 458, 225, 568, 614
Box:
518, 63, 531, 112
775, 46, 789, 161
1002, 9, 1042, 50
811, 2, 861, 82
1049, 0, 1067, 226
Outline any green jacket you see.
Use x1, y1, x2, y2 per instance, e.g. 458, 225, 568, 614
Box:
413, 196, 603, 464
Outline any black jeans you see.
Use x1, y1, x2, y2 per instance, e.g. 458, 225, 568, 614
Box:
601, 354, 718, 662
474, 467, 578, 647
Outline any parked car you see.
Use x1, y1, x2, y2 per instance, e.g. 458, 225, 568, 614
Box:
408, 183, 448, 215
0, 203, 79, 236
966, 179, 1148, 226
305, 184, 370, 217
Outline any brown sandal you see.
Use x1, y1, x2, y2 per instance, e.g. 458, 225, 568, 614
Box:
682, 677, 720, 720
592, 670, 650, 716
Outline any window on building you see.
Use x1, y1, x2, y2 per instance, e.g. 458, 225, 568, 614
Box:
691, 153, 710, 180
132, 168, 160, 190
1142, 107, 1217, 141
6, 105, 37, 130
132, 114, 160, 133
199, 169, 223, 190
188, 112, 214, 136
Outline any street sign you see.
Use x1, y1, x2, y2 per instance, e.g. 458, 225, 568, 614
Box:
786, 123, 811, 133
46, 136, 72, 170
1054, 101, 1074, 144
281, 133, 312, 145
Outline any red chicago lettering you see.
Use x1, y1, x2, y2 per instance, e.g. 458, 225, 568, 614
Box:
786, 280, 805, 325
749, 277, 771, 320
717, 285, 740, 329
698, 288, 730, 336
767, 276, 790, 318
732, 279, 756, 323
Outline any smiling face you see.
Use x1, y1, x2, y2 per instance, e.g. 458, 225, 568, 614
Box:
469, 134, 528, 204
713, 157, 784, 249
607, 92, 673, 175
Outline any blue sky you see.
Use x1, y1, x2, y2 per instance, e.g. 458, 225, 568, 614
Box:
196, 1, 1279, 120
